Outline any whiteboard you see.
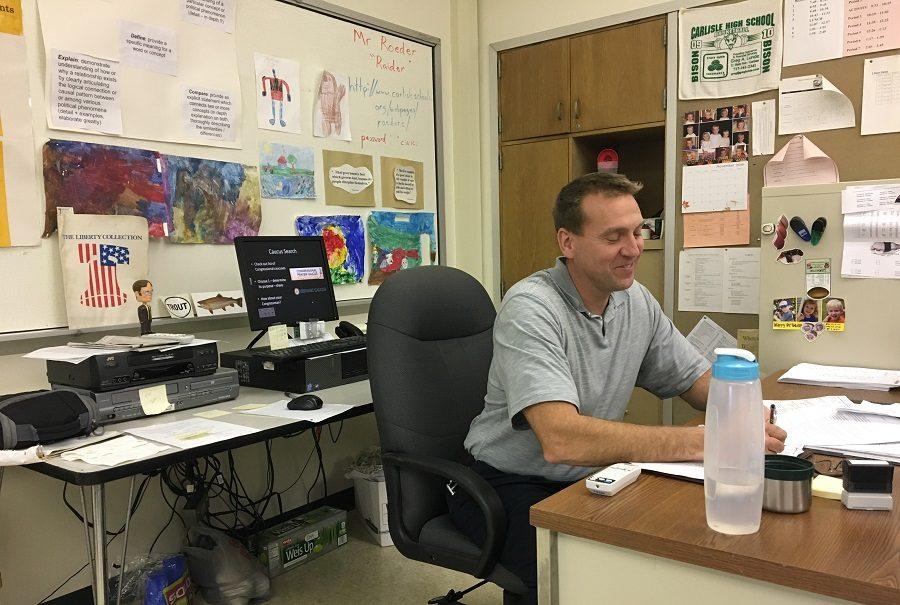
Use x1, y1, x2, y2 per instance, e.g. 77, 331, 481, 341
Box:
0, 0, 442, 334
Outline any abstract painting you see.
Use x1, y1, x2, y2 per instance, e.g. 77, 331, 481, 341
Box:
163, 156, 261, 244
259, 142, 315, 199
367, 211, 436, 285
42, 139, 167, 237
295, 215, 364, 285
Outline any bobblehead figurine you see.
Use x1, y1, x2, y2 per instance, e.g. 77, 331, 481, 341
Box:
133, 279, 154, 335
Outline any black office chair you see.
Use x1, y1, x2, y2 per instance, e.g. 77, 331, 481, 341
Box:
367, 266, 528, 604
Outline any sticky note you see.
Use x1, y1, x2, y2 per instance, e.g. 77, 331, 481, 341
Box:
268, 324, 290, 351
194, 409, 231, 419
232, 403, 267, 411
139, 384, 172, 415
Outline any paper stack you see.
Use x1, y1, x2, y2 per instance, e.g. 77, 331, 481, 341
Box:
779, 363, 900, 391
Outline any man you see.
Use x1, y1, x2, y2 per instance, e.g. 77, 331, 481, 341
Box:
449, 173, 787, 604
132, 279, 154, 335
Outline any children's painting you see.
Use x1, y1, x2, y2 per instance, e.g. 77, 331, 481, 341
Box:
259, 143, 315, 199
254, 53, 301, 134
313, 70, 351, 141
367, 211, 436, 285
295, 215, 364, 285
164, 156, 261, 244
42, 140, 167, 237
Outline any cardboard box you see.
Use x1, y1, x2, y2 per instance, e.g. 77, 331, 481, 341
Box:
256, 506, 348, 577
354, 477, 392, 546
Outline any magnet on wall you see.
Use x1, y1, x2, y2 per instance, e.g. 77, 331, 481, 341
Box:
773, 215, 788, 250
811, 217, 827, 245
790, 216, 811, 242
777, 248, 803, 264
761, 222, 775, 235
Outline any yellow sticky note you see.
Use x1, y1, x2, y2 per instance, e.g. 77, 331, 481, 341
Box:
812, 475, 843, 500
0, 1, 24, 36
232, 403, 266, 411
268, 324, 290, 350
139, 384, 171, 416
194, 409, 231, 419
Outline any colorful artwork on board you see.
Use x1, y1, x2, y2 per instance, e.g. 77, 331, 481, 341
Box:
367, 211, 436, 285
295, 215, 364, 285
41, 140, 167, 237
259, 142, 315, 199
163, 156, 261, 244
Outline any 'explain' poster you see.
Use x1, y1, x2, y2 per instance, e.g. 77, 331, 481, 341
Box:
678, 0, 783, 100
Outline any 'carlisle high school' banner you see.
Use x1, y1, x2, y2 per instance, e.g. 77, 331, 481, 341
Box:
679, 0, 783, 100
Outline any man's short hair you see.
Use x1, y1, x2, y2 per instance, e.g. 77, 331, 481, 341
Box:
132, 279, 152, 293
553, 172, 643, 234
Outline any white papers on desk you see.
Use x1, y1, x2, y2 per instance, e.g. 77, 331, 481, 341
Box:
681, 163, 748, 214
125, 418, 259, 450
810, 442, 900, 465
763, 135, 838, 187
840, 208, 900, 279
634, 462, 704, 482
686, 316, 737, 363
778, 75, 855, 135
60, 435, 169, 467
842, 184, 900, 214
779, 363, 900, 391
241, 400, 355, 423
771, 396, 900, 453
24, 345, 123, 364
24, 339, 217, 364
838, 401, 900, 420
862, 55, 900, 135
678, 248, 759, 314
751, 99, 775, 156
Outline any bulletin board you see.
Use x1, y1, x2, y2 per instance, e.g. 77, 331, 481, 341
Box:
672, 0, 900, 420
0, 0, 442, 334
673, 13, 900, 352
758, 179, 900, 376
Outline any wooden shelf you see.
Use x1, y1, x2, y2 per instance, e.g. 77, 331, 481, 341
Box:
642, 238, 663, 250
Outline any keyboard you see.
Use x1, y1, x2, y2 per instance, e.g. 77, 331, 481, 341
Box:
257, 335, 367, 360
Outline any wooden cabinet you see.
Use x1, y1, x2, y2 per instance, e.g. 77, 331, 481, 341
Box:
499, 138, 569, 294
570, 18, 667, 132
498, 38, 570, 142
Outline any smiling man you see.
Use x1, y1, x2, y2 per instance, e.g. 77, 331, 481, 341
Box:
449, 172, 786, 604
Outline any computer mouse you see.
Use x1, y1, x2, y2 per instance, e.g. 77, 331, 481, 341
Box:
287, 394, 323, 411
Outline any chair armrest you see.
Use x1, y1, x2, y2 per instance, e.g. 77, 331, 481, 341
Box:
381, 451, 506, 578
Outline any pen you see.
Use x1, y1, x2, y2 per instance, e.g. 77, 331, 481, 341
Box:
770, 403, 776, 425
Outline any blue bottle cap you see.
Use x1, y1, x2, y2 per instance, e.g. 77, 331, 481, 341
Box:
712, 348, 759, 380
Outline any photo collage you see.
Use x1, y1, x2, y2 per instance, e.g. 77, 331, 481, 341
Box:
771, 296, 845, 337
682, 105, 751, 166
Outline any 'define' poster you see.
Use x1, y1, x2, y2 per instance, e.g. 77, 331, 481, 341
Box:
678, 0, 783, 100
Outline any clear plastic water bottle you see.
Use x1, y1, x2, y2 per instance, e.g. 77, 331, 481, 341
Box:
704, 348, 765, 535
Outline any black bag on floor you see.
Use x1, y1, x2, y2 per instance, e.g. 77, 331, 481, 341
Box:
0, 390, 97, 449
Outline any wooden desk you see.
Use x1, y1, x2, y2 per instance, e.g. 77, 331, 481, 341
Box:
531, 376, 900, 605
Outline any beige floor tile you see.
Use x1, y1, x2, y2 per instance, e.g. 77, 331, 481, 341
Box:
197, 512, 503, 605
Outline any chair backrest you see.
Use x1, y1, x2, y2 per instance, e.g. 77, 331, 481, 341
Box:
367, 266, 496, 539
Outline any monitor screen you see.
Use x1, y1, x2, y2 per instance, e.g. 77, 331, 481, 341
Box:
234, 236, 338, 331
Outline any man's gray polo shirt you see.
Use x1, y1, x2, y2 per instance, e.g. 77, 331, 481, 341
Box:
464, 258, 710, 482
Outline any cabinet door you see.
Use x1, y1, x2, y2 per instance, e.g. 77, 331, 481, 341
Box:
570, 18, 666, 132
499, 139, 569, 294
499, 38, 570, 141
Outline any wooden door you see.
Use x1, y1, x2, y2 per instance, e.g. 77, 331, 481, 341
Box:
570, 18, 666, 132
499, 138, 569, 294
499, 38, 570, 141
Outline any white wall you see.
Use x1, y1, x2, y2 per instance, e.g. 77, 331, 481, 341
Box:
0, 0, 479, 602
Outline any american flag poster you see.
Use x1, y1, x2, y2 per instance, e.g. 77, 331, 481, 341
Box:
57, 209, 148, 329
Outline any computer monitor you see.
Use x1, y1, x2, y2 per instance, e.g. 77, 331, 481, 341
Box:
234, 236, 338, 331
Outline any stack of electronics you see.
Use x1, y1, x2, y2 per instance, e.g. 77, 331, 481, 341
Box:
220, 236, 368, 393
48, 336, 240, 426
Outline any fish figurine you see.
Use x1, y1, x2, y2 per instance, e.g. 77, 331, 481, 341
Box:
196, 294, 244, 314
